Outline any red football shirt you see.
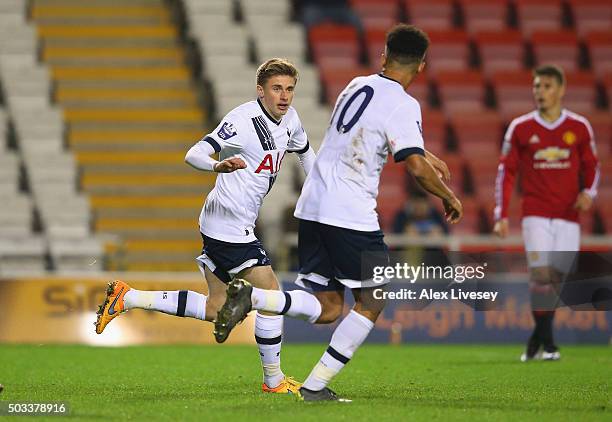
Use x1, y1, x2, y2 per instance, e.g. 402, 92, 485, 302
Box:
494, 109, 600, 223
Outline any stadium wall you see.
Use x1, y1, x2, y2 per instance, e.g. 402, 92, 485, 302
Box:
0, 277, 254, 346
0, 276, 609, 345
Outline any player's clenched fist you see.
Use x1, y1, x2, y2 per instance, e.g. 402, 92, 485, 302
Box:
573, 191, 593, 212
493, 218, 509, 238
443, 196, 463, 224
213, 158, 247, 173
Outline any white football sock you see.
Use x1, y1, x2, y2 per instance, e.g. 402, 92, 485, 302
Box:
124, 289, 206, 320
250, 288, 322, 323
255, 312, 285, 388
303, 310, 374, 391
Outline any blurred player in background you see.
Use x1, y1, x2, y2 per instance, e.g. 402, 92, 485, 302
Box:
215, 24, 463, 401
493, 65, 600, 362
95, 58, 316, 394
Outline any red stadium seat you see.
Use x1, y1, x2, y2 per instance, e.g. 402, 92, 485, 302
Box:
586, 31, 612, 77
531, 31, 581, 73
380, 160, 408, 186
593, 209, 608, 235
377, 179, 408, 231
560, 72, 597, 114
567, 0, 612, 36
474, 30, 526, 76
468, 157, 502, 197
455, 202, 483, 234
404, 0, 455, 31
450, 112, 503, 158
350, 0, 400, 32
490, 70, 535, 120
450, 198, 482, 234
585, 112, 612, 159
602, 73, 612, 115
580, 207, 597, 234
515, 0, 564, 36
405, 76, 430, 104
436, 154, 466, 196
594, 170, 612, 233
595, 186, 612, 222
435, 71, 487, 116
424, 30, 471, 75
365, 29, 386, 69
421, 108, 447, 156
309, 23, 360, 70
459, 0, 509, 34
319, 67, 371, 105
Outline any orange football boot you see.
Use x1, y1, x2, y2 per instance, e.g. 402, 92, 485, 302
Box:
262, 376, 302, 394
95, 280, 131, 334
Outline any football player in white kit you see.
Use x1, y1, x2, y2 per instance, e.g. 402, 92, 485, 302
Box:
95, 58, 316, 394
215, 25, 463, 401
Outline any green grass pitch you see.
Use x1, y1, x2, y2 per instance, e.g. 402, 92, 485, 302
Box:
0, 344, 609, 421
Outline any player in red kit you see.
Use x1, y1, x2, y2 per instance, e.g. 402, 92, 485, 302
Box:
493, 65, 600, 362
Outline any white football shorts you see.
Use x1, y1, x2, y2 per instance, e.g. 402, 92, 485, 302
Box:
521, 216, 580, 273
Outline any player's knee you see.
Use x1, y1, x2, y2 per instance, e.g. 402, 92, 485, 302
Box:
256, 278, 280, 290
530, 267, 552, 284
316, 303, 343, 324
238, 267, 280, 291
356, 308, 382, 323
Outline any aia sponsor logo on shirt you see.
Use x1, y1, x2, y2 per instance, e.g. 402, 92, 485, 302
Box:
255, 151, 285, 174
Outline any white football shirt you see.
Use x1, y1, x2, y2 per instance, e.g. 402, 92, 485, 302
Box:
197, 99, 308, 243
295, 74, 425, 231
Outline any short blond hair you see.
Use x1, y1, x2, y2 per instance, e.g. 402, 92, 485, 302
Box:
256, 58, 298, 87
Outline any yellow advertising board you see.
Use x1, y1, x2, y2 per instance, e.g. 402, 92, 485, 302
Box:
0, 277, 254, 345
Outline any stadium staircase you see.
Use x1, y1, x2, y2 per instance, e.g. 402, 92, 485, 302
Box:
31, 0, 213, 271
1, 0, 99, 274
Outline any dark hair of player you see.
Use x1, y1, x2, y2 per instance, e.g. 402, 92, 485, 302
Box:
256, 58, 299, 87
533, 64, 565, 86
385, 24, 429, 66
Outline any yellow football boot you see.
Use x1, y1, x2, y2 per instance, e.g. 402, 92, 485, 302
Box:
95, 280, 131, 334
262, 376, 302, 394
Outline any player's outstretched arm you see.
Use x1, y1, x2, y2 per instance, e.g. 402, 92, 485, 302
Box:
405, 154, 462, 224
185, 140, 246, 173
425, 150, 450, 182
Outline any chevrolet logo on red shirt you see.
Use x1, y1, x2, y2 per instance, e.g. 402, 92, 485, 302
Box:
533, 147, 570, 162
